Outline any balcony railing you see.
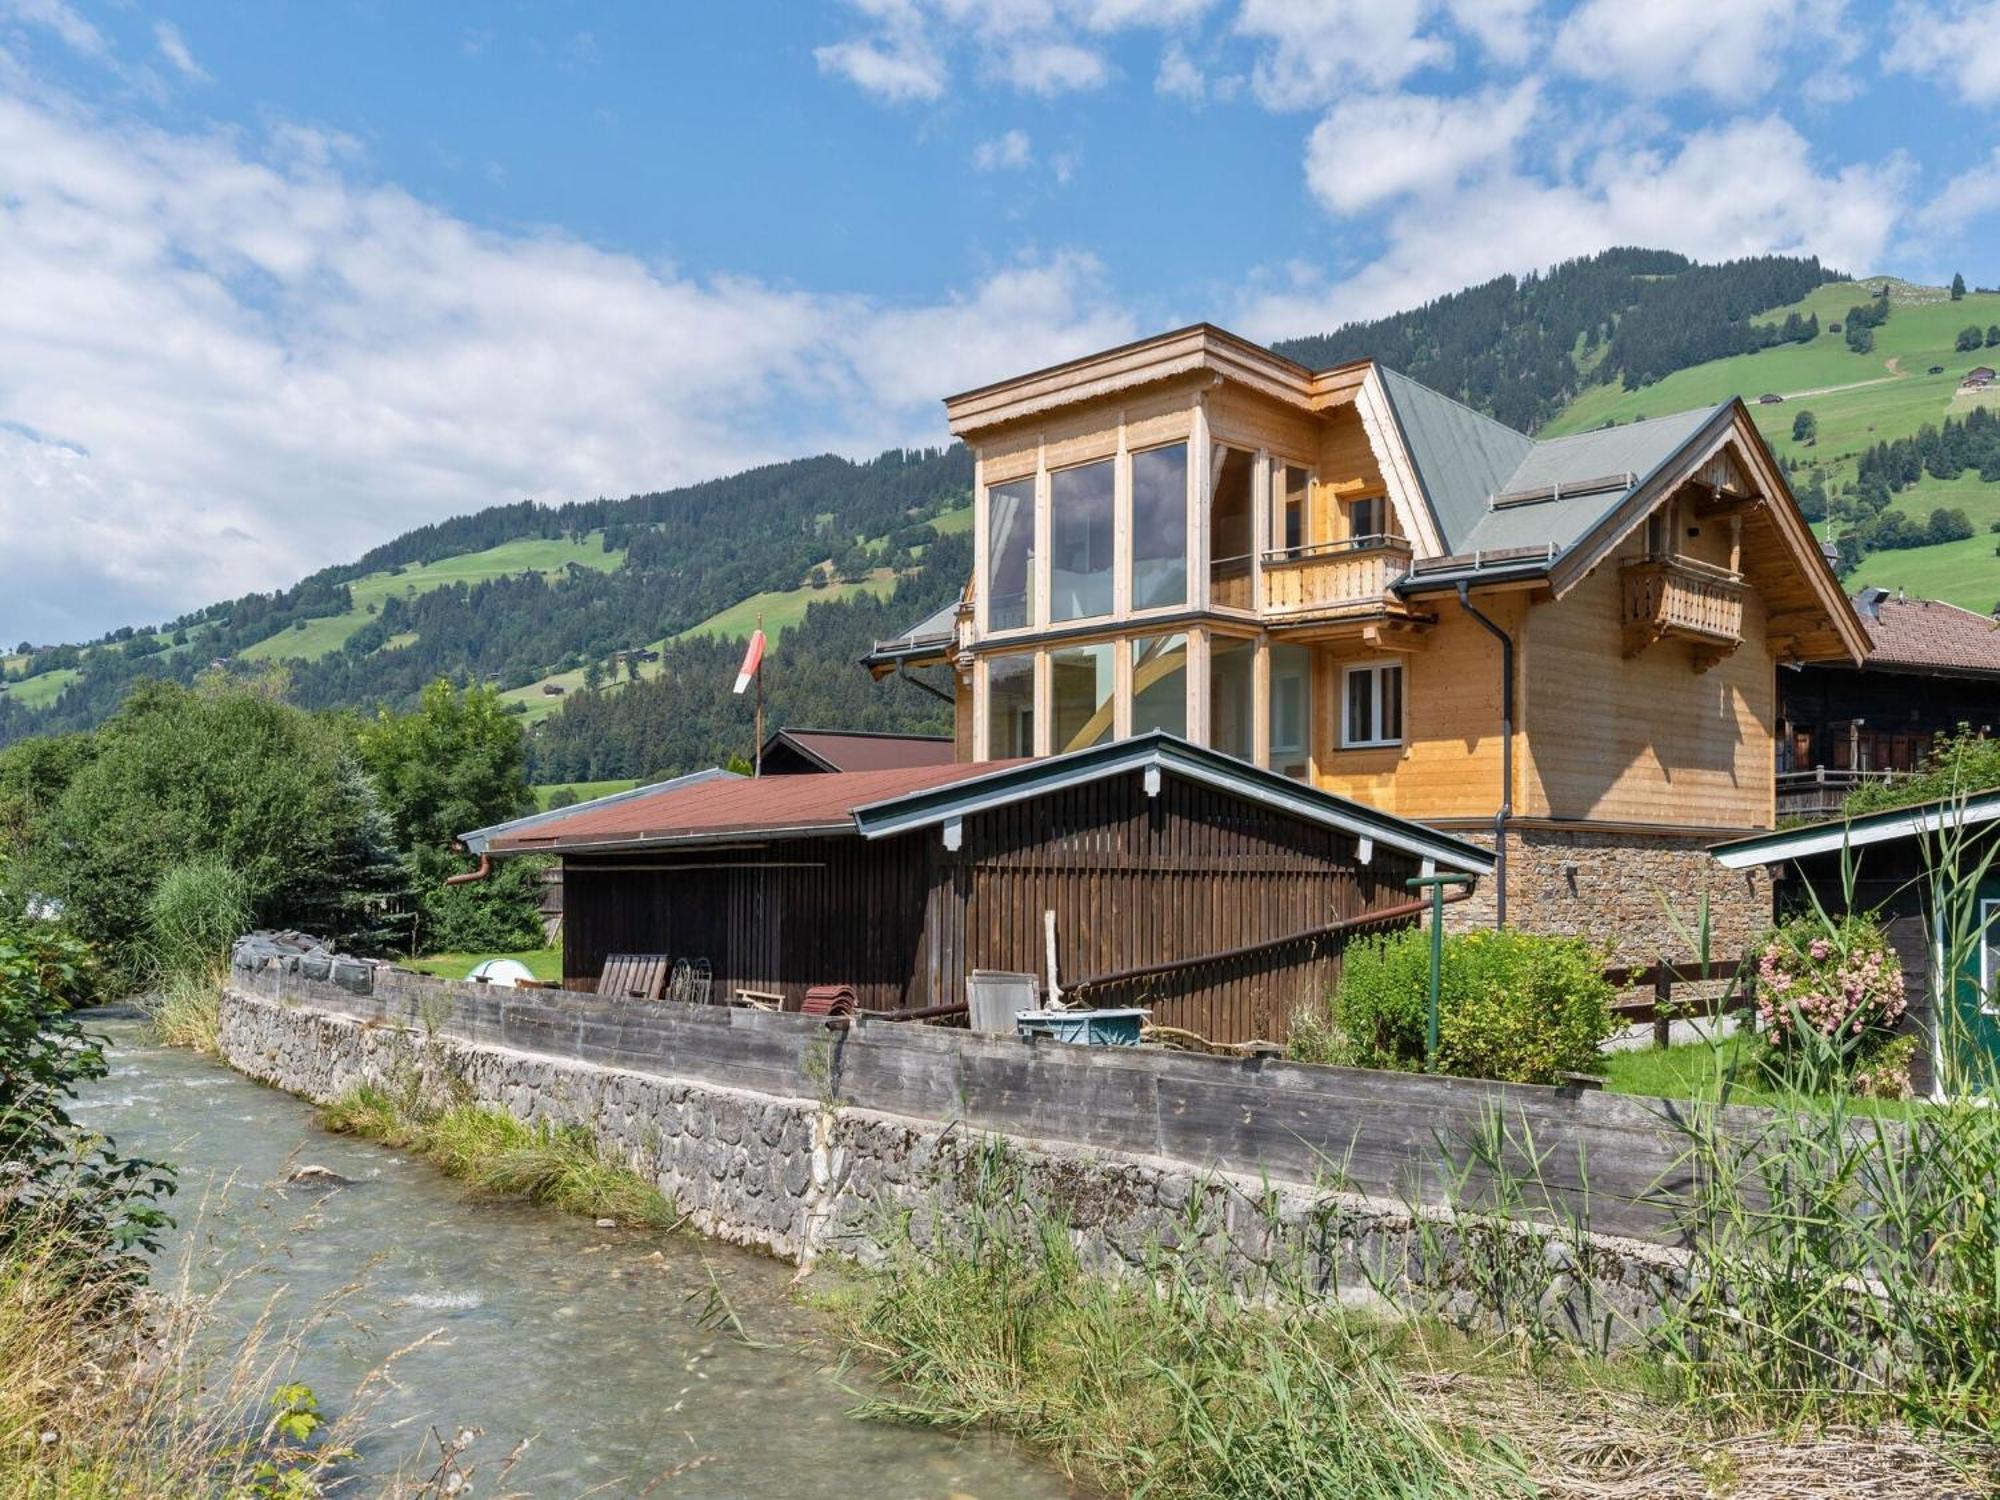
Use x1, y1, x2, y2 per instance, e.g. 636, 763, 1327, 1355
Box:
1260, 536, 1413, 618
1621, 554, 1744, 664
1776, 768, 1908, 820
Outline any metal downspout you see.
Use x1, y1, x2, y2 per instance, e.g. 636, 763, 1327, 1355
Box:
1455, 581, 1512, 928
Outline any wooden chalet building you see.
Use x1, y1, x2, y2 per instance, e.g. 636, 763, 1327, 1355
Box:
461, 735, 1492, 1044
865, 324, 1868, 959
1778, 589, 2000, 818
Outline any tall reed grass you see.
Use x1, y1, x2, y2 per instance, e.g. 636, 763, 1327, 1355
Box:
320, 1083, 680, 1229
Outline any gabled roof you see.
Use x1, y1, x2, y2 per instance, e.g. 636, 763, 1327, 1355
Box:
851, 731, 1494, 873
480, 761, 1010, 854
458, 768, 733, 854
1373, 366, 1534, 551
1711, 786, 2000, 869
1848, 590, 2000, 678
861, 597, 959, 674
468, 731, 1494, 873
760, 727, 955, 774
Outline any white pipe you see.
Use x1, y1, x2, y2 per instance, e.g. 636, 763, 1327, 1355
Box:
1044, 909, 1063, 1011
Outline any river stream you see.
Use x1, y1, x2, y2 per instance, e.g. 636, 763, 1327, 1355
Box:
71, 1015, 1075, 1498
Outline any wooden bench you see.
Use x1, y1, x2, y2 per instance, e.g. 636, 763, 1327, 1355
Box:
596, 953, 672, 1001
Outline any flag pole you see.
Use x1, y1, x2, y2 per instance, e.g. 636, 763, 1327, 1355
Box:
753, 611, 764, 778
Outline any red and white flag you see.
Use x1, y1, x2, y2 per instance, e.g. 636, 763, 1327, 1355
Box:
732, 629, 766, 694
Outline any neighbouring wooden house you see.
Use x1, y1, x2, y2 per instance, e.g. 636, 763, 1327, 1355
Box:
1778, 589, 2000, 818
757, 726, 954, 775
459, 734, 1492, 1044
1713, 790, 2000, 1094
863, 324, 1867, 959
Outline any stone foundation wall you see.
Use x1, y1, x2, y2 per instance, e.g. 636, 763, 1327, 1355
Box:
218, 971, 1694, 1347
1444, 826, 1773, 963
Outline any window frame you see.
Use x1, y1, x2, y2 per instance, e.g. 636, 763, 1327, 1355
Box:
1047, 455, 1117, 627
1127, 439, 1192, 617
1340, 660, 1404, 749
981, 473, 1039, 638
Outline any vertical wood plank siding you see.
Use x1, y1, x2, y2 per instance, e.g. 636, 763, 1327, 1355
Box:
562, 770, 1425, 1044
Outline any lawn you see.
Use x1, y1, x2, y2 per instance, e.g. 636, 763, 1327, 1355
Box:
0, 666, 78, 710
1847, 530, 2000, 614
532, 778, 640, 810
402, 947, 563, 983
238, 533, 625, 662
1601, 1035, 1923, 1118
674, 567, 900, 641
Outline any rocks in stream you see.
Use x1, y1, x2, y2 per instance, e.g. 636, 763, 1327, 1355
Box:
286, 1164, 353, 1189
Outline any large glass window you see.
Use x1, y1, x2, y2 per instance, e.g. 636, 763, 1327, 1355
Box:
986, 477, 1036, 631
1050, 642, 1114, 752
1130, 443, 1188, 611
1208, 635, 1255, 761
987, 653, 1036, 757
1209, 446, 1255, 609
1278, 465, 1310, 553
1341, 661, 1403, 748
1131, 634, 1187, 737
1050, 458, 1114, 623
1269, 642, 1312, 779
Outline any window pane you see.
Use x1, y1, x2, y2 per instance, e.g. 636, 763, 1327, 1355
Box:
1345, 668, 1373, 746
1208, 636, 1254, 761
1131, 443, 1188, 611
1050, 459, 1114, 622
1050, 642, 1114, 753
1270, 642, 1311, 778
986, 478, 1036, 631
987, 653, 1035, 757
1381, 665, 1402, 742
1281, 465, 1309, 552
1209, 446, 1255, 609
1347, 495, 1382, 540
1132, 634, 1188, 737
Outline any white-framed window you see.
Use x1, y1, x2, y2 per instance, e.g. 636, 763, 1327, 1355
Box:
1341, 661, 1403, 748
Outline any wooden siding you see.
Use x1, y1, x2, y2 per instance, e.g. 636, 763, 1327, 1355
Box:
1313, 406, 1389, 547
1524, 526, 1774, 829
1313, 600, 1522, 822
561, 770, 1424, 1045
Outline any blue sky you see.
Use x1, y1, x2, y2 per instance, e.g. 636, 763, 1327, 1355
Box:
2, 0, 1997, 643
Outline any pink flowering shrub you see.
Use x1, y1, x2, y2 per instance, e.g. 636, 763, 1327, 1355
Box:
1756, 913, 1907, 1063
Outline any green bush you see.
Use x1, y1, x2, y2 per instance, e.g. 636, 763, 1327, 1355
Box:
1300, 927, 1617, 1085
145, 857, 250, 985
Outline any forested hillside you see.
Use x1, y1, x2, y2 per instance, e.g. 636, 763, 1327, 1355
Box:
1273, 248, 1836, 431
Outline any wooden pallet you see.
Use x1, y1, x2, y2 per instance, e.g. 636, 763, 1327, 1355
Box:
596, 953, 671, 1001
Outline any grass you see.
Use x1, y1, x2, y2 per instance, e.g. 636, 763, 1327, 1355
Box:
674, 567, 899, 642
402, 947, 563, 983
532, 778, 640, 810
319, 1084, 679, 1229
1847, 529, 2000, 615
238, 533, 625, 663
0, 665, 76, 710
142, 970, 224, 1054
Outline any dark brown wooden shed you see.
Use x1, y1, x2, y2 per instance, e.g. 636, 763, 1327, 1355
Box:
468, 733, 1493, 1045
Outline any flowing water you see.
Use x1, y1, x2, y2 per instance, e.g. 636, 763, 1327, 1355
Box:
72, 1016, 1076, 1498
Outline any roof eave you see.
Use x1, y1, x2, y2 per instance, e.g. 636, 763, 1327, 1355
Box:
1710, 788, 2000, 869
459, 768, 738, 854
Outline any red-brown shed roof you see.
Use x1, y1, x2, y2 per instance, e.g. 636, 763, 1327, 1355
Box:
1855, 592, 2000, 677
488, 761, 1014, 853
760, 727, 955, 773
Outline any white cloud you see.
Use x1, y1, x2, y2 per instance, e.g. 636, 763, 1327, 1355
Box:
973, 126, 1033, 169
1243, 116, 1909, 337
1443, 0, 1539, 66
0, 0, 105, 57
0, 86, 1136, 641
814, 34, 947, 103
1886, 0, 2000, 106
1553, 0, 1849, 99
1154, 41, 1205, 101
152, 21, 208, 82
1915, 147, 2000, 239
1234, 0, 1449, 110
1303, 82, 1539, 214
986, 36, 1107, 93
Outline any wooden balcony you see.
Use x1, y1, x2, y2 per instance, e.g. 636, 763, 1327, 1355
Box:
1261, 536, 1413, 621
1621, 555, 1745, 670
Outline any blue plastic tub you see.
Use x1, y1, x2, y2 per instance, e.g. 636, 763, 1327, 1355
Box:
1014, 1008, 1149, 1046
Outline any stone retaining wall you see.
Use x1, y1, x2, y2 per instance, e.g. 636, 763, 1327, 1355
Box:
219, 946, 1706, 1347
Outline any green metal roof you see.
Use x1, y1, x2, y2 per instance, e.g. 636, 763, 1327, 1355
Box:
1710, 786, 2000, 869
1375, 366, 1535, 551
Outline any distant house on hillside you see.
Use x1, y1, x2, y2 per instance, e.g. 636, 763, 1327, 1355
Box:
1758, 392, 1784, 404
541, 683, 564, 696
1963, 366, 1997, 389
863, 322, 1865, 960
